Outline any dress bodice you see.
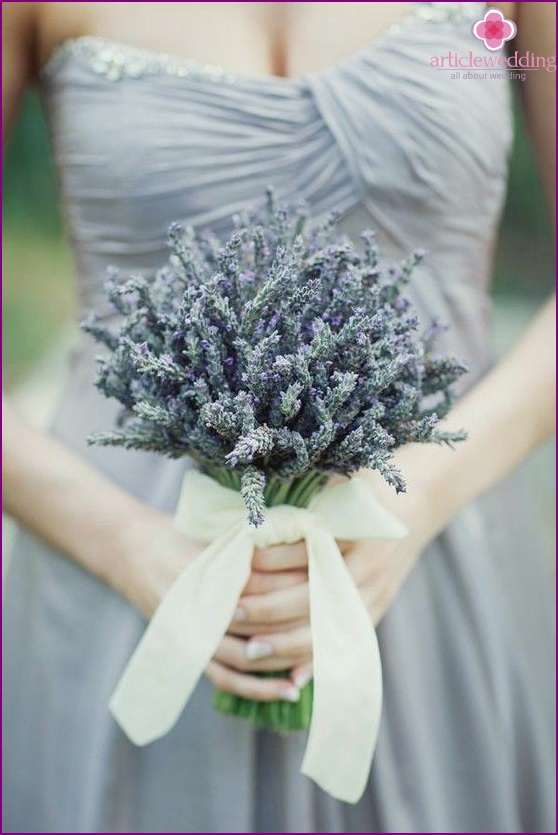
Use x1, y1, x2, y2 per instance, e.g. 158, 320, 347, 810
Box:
40, 1, 513, 382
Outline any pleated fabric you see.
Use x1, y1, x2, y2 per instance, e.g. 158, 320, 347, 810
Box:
3, 4, 555, 832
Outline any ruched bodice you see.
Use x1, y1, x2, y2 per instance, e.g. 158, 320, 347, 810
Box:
40, 2, 511, 310
4, 4, 554, 833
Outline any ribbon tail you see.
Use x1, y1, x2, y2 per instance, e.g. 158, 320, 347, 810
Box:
301, 527, 382, 804
109, 524, 253, 745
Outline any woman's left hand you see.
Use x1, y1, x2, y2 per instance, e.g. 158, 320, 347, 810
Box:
226, 457, 445, 691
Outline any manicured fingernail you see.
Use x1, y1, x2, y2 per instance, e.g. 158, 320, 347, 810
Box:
245, 640, 273, 660
279, 685, 300, 703
293, 670, 313, 689
233, 606, 247, 621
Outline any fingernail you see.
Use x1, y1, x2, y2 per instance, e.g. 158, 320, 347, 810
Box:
245, 640, 273, 660
279, 685, 300, 703
293, 670, 313, 689
233, 606, 247, 621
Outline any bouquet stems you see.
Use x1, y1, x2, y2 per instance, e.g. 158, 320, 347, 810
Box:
214, 673, 314, 732
204, 467, 328, 731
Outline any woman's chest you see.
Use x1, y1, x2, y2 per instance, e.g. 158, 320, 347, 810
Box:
42, 15, 512, 239
41, 1, 416, 81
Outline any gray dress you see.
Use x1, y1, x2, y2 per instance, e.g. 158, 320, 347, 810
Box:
3, 3, 555, 832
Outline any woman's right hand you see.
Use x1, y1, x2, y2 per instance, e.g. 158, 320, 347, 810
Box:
207, 542, 312, 703
120, 514, 308, 701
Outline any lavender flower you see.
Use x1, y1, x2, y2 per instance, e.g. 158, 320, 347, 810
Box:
83, 189, 467, 525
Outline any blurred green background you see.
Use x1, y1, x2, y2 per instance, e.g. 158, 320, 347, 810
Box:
2, 87, 555, 386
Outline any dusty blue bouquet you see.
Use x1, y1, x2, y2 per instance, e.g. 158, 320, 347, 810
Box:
84, 189, 466, 731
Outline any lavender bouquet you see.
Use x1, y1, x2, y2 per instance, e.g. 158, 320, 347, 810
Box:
84, 190, 466, 732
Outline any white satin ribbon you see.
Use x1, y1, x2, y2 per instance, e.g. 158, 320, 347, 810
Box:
109, 471, 407, 803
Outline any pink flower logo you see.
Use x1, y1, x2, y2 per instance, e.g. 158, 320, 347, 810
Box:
472, 7, 517, 51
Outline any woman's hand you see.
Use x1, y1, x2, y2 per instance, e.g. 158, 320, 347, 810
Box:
212, 458, 447, 698
206, 541, 313, 701
121, 510, 313, 702
92, 486, 426, 703
340, 465, 440, 626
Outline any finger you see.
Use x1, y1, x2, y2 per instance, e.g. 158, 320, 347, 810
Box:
214, 635, 301, 672
246, 625, 312, 661
234, 583, 309, 624
290, 661, 314, 691
227, 617, 308, 638
205, 660, 300, 703
242, 568, 307, 596
252, 541, 307, 572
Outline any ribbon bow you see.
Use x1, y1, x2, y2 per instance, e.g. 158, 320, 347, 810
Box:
109, 471, 406, 803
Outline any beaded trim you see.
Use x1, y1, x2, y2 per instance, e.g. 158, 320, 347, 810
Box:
41, 2, 485, 83
42, 36, 240, 84
406, 1, 485, 26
